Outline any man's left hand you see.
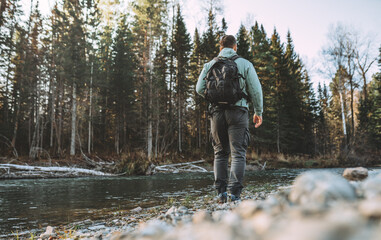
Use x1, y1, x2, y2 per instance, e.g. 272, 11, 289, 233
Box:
253, 114, 262, 128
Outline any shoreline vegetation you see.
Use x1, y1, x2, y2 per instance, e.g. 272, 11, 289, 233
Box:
1, 151, 380, 179
4, 167, 381, 240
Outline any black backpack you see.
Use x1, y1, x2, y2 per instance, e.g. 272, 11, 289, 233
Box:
204, 55, 248, 106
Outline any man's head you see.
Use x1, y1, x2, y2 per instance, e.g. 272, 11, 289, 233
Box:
220, 35, 237, 51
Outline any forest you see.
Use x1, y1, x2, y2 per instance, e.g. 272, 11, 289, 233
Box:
0, 0, 380, 173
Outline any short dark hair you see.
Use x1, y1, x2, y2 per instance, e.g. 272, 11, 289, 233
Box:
220, 35, 237, 48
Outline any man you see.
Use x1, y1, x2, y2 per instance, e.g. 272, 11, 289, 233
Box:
196, 35, 263, 203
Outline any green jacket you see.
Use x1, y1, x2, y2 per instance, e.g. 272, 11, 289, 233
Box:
196, 48, 263, 116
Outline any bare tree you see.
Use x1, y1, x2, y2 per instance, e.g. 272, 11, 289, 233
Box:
354, 36, 377, 101
322, 23, 350, 147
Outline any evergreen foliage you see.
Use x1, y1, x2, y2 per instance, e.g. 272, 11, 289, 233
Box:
0, 1, 379, 164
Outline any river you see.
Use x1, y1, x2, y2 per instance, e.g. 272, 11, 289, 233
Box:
0, 168, 360, 236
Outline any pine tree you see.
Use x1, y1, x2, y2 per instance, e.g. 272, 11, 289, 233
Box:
270, 28, 290, 153
250, 22, 276, 153
111, 15, 136, 154
54, 0, 88, 156
0, 0, 22, 141
153, 31, 170, 158
132, 0, 168, 159
190, 28, 207, 150
316, 83, 331, 155
201, 7, 219, 61
172, 4, 191, 153
236, 24, 251, 60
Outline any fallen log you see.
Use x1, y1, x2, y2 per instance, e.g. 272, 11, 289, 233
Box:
152, 160, 208, 174
0, 163, 112, 176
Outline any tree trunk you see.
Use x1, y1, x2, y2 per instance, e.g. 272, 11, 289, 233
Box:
178, 94, 182, 153
11, 97, 21, 147
88, 62, 93, 154
70, 83, 77, 156
339, 90, 347, 143
147, 24, 153, 160
349, 76, 355, 138
50, 78, 55, 148
197, 109, 201, 148
57, 80, 63, 156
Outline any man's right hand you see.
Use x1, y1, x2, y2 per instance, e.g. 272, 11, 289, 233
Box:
253, 114, 262, 128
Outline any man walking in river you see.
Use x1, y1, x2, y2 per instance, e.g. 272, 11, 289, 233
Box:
196, 35, 263, 203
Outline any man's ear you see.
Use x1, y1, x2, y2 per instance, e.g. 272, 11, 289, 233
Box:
233, 44, 237, 51
220, 46, 223, 51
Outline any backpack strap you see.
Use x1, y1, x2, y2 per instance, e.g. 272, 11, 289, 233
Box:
203, 57, 222, 80
229, 55, 250, 101
230, 55, 240, 61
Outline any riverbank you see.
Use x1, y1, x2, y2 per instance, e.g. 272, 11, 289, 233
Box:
2, 152, 379, 179
8, 167, 381, 240
8, 181, 277, 239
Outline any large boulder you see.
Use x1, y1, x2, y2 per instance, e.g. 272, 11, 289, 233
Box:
343, 167, 368, 181
289, 171, 357, 207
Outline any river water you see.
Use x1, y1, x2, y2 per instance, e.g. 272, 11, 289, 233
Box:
0, 168, 369, 236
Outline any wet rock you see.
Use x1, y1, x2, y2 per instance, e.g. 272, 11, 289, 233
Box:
165, 206, 176, 216
177, 206, 189, 215
131, 206, 143, 213
289, 171, 356, 207
88, 224, 106, 230
362, 174, 381, 199
343, 167, 368, 181
39, 226, 57, 240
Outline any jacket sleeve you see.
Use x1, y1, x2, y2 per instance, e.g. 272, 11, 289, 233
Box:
245, 62, 263, 116
196, 64, 208, 97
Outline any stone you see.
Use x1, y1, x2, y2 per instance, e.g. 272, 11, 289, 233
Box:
220, 212, 241, 228
247, 211, 273, 235
211, 210, 228, 222
193, 210, 212, 224
137, 220, 173, 237
359, 197, 381, 218
289, 171, 356, 207
362, 174, 381, 199
234, 200, 260, 219
165, 206, 177, 216
343, 167, 368, 181
88, 225, 106, 230
177, 206, 189, 215
130, 206, 143, 213
39, 226, 57, 240
264, 218, 330, 240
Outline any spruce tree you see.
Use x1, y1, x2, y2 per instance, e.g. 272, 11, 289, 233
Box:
190, 28, 207, 150
201, 8, 219, 61
250, 22, 276, 153
236, 24, 252, 60
131, 0, 168, 159
111, 15, 136, 153
0, 0, 22, 140
172, 4, 191, 153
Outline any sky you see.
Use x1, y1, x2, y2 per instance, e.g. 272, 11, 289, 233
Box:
22, 0, 381, 88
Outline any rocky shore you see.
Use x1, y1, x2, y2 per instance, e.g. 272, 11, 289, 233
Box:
32, 167, 381, 240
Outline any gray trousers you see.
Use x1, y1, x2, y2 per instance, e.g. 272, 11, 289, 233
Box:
210, 107, 250, 196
